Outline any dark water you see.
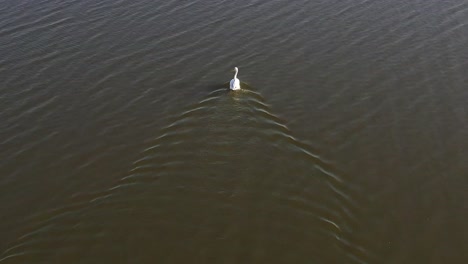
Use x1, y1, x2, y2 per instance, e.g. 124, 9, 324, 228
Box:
1, 0, 467, 263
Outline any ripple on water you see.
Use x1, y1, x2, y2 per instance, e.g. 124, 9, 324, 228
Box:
1, 86, 370, 263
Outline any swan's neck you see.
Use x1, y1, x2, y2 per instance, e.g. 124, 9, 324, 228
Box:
234, 69, 238, 79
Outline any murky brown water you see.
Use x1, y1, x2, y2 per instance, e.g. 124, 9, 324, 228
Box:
1, 0, 467, 263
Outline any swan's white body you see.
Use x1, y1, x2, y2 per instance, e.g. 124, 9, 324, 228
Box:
230, 67, 241, 90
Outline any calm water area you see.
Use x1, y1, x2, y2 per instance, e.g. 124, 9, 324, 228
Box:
1, 0, 467, 263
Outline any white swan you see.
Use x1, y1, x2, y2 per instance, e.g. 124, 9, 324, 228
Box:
230, 67, 241, 90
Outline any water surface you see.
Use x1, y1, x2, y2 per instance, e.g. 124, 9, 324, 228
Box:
1, 0, 467, 263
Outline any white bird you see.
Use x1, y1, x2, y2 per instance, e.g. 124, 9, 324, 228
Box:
230, 67, 241, 90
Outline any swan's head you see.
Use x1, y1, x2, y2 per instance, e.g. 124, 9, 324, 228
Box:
232, 67, 238, 73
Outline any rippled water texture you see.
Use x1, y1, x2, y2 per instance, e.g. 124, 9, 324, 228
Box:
1, 0, 467, 263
